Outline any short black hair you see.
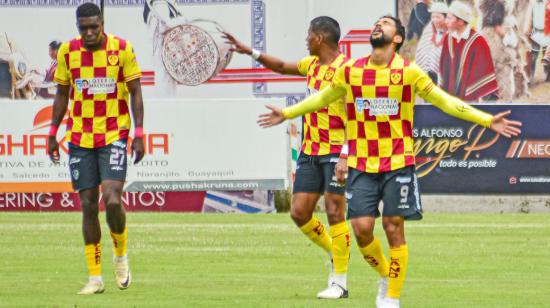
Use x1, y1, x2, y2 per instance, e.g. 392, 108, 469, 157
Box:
49, 40, 61, 50
76, 2, 102, 19
310, 16, 341, 45
379, 15, 406, 51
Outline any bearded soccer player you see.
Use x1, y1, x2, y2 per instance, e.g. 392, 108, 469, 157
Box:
258, 15, 522, 308
47, 3, 145, 295
224, 17, 351, 299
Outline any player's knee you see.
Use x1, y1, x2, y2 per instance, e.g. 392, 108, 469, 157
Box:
382, 220, 404, 245
351, 221, 374, 246
326, 206, 344, 225
290, 207, 311, 226
325, 197, 345, 225
104, 198, 122, 212
81, 199, 99, 218
382, 221, 397, 234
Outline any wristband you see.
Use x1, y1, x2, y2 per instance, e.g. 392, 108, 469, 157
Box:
134, 127, 144, 138
339, 144, 348, 159
340, 144, 349, 156
251, 48, 261, 60
48, 125, 59, 137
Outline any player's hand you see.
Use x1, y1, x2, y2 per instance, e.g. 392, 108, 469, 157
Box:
258, 105, 285, 128
335, 158, 348, 184
490, 110, 522, 138
131, 137, 145, 164
222, 31, 252, 55
47, 136, 60, 164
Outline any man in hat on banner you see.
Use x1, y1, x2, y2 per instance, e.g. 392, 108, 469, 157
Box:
439, 1, 499, 101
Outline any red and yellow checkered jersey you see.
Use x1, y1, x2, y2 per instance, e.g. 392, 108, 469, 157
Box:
282, 53, 493, 173
333, 53, 486, 173
54, 34, 141, 149
296, 54, 348, 155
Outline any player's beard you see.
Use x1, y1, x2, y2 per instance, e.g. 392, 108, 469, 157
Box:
370, 32, 392, 49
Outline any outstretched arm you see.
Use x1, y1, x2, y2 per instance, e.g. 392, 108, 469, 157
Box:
223, 31, 301, 75
422, 84, 522, 137
258, 85, 346, 128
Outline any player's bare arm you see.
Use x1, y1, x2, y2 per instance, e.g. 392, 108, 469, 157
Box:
127, 78, 145, 164
222, 31, 301, 75
47, 84, 70, 163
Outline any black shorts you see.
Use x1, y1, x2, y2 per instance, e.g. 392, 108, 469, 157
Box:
293, 153, 345, 195
345, 166, 422, 220
68, 140, 128, 192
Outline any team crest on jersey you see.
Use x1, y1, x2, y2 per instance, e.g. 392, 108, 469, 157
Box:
108, 55, 119, 66
324, 68, 335, 81
391, 72, 402, 84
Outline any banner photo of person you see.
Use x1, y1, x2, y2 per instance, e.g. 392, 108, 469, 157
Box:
398, 0, 550, 103
415, 104, 550, 193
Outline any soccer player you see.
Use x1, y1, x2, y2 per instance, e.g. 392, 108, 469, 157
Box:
223, 17, 351, 299
258, 15, 522, 308
47, 3, 145, 295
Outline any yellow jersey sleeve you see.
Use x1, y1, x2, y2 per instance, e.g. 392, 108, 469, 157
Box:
54, 43, 70, 86
122, 40, 142, 82
282, 85, 347, 119
412, 63, 493, 128
296, 56, 317, 76
331, 64, 347, 90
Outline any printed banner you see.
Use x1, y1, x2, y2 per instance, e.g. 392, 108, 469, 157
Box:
0, 190, 276, 213
0, 99, 288, 192
415, 104, 550, 193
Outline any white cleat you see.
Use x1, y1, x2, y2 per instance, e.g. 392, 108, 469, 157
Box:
377, 296, 400, 308
376, 277, 389, 306
77, 280, 105, 295
317, 283, 349, 299
114, 257, 131, 290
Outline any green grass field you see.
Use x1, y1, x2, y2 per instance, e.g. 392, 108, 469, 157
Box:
1, 212, 549, 307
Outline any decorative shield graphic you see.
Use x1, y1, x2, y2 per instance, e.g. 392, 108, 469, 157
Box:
390, 72, 402, 85
161, 19, 233, 86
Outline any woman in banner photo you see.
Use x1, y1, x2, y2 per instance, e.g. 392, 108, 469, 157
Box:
47, 3, 145, 295
257, 15, 521, 308
415, 1, 448, 83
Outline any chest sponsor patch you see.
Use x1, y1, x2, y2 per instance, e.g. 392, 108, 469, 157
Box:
355, 97, 399, 116
75, 78, 116, 94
